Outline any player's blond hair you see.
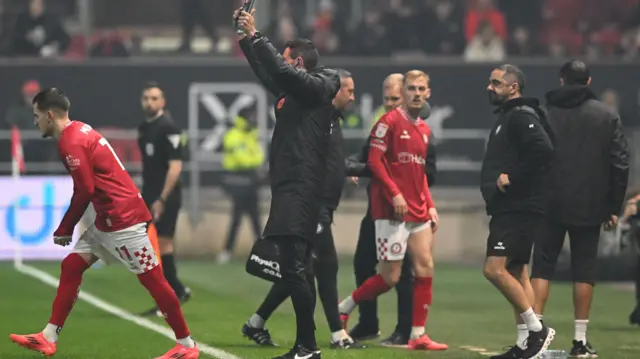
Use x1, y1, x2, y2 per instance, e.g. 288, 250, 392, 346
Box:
383, 73, 404, 90
403, 70, 430, 86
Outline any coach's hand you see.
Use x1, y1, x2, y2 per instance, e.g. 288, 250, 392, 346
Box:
54, 235, 72, 247
392, 193, 408, 220
151, 200, 165, 222
429, 207, 439, 232
348, 176, 359, 186
237, 9, 257, 36
497, 173, 510, 193
604, 214, 619, 230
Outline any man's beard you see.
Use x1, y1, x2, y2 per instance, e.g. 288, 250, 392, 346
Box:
145, 108, 160, 118
488, 90, 507, 105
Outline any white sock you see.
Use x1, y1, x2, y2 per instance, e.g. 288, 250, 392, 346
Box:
519, 308, 543, 332
574, 319, 588, 343
516, 324, 528, 349
410, 326, 425, 340
177, 336, 195, 348
338, 296, 356, 315
536, 314, 544, 321
248, 314, 265, 329
42, 323, 60, 343
331, 330, 350, 343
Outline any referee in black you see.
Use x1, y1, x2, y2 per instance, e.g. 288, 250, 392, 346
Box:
241, 70, 366, 350
529, 60, 629, 357
137, 82, 191, 316
236, 9, 340, 359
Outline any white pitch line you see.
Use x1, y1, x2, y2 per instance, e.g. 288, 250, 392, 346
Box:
15, 263, 243, 359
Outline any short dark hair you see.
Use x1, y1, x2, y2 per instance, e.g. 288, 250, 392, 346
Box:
32, 88, 70, 113
143, 81, 164, 95
285, 38, 319, 71
335, 68, 352, 79
559, 60, 590, 85
498, 64, 526, 94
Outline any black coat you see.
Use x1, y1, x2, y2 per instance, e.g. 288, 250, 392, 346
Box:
239, 35, 340, 240
544, 85, 629, 226
322, 110, 346, 211
480, 97, 554, 215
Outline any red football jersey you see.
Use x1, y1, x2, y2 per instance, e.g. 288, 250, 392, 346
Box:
55, 121, 152, 236
368, 107, 435, 222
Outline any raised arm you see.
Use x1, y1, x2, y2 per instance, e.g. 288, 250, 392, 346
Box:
239, 36, 281, 97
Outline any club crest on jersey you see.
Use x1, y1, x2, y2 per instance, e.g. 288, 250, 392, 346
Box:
375, 123, 388, 138
65, 155, 80, 171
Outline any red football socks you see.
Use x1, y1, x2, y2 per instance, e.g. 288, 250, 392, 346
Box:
49, 253, 91, 327
138, 266, 190, 339
412, 276, 433, 327
352, 274, 392, 303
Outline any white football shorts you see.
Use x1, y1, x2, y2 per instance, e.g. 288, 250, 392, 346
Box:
375, 219, 431, 261
72, 222, 159, 274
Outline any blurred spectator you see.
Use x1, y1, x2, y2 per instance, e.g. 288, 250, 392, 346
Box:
464, 21, 506, 62
421, 0, 464, 55
177, 0, 216, 53
601, 88, 636, 126
507, 26, 543, 56
310, 1, 339, 54
7, 0, 70, 57
4, 80, 40, 130
465, 0, 507, 43
89, 30, 130, 58
348, 9, 390, 56
384, 0, 419, 51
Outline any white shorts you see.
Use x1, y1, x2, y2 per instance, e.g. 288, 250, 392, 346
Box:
375, 219, 431, 261
72, 223, 159, 275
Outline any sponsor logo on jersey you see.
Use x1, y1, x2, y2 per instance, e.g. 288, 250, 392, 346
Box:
397, 152, 425, 165
65, 155, 80, 171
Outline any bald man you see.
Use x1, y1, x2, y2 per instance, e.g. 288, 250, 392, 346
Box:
345, 73, 437, 346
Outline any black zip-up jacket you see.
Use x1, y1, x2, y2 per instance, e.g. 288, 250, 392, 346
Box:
480, 97, 554, 215
239, 34, 340, 240
322, 110, 346, 211
545, 85, 629, 226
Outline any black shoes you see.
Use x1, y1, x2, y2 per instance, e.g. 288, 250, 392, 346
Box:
629, 306, 640, 325
380, 331, 409, 346
489, 345, 524, 359
272, 345, 321, 359
241, 323, 277, 346
348, 323, 380, 342
522, 325, 555, 359
569, 340, 598, 358
330, 338, 367, 349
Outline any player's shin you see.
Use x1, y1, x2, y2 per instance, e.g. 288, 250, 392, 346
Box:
46, 253, 91, 342
411, 276, 432, 339
340, 274, 392, 315
138, 266, 195, 348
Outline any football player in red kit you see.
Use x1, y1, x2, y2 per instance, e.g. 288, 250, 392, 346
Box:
338, 70, 448, 351
8, 88, 199, 359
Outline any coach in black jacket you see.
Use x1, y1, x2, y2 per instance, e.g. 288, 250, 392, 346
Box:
344, 103, 436, 345
236, 9, 340, 359
481, 64, 555, 359
530, 61, 629, 357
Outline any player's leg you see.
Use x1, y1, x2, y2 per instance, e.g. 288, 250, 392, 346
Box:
105, 223, 198, 358
242, 281, 287, 346
567, 225, 600, 357
405, 223, 447, 350
530, 219, 566, 318
339, 220, 404, 327
219, 192, 244, 263
313, 222, 365, 349
9, 228, 99, 356
382, 253, 413, 346
271, 235, 319, 355
349, 212, 381, 341
484, 213, 554, 359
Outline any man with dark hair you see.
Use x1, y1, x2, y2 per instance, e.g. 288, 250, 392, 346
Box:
236, 8, 340, 359
346, 73, 437, 346
10, 88, 199, 359
529, 60, 629, 357
137, 82, 191, 317
241, 70, 365, 350
481, 64, 556, 359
